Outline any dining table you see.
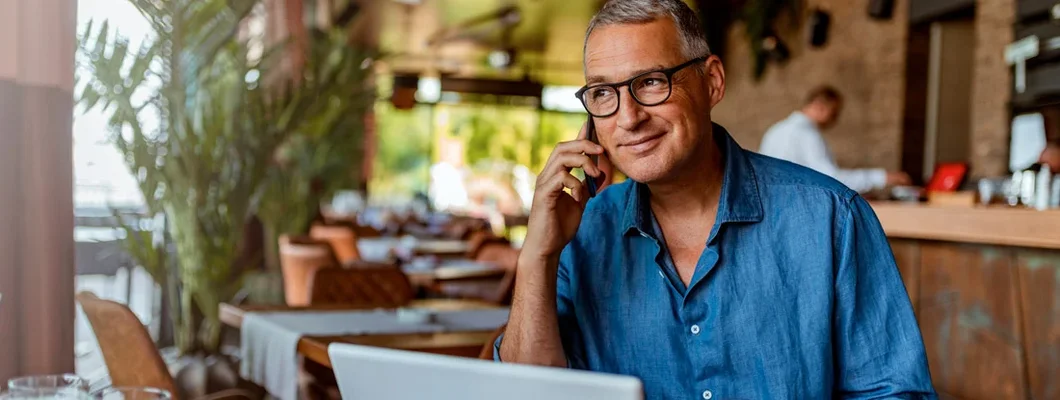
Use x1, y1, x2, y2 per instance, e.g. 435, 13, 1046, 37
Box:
221, 299, 504, 369
357, 237, 471, 263
401, 258, 509, 287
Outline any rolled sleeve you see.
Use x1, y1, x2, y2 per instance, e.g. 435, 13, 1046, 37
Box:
833, 196, 937, 398
492, 332, 504, 362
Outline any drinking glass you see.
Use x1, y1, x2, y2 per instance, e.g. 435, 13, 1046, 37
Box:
7, 375, 89, 398
0, 389, 86, 400
978, 179, 996, 205
1004, 175, 1022, 206
92, 387, 170, 400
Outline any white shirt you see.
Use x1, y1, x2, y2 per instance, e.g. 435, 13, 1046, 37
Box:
759, 112, 886, 193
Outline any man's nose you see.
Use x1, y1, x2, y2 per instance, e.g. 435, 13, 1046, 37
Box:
615, 88, 648, 131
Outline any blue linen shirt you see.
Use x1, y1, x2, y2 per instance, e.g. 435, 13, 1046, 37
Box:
498, 124, 936, 399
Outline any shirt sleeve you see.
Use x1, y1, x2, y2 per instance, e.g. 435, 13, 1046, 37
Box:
798, 131, 887, 194
493, 246, 582, 366
833, 196, 937, 399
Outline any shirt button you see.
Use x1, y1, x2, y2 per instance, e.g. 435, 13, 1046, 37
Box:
690, 324, 701, 335
702, 389, 712, 399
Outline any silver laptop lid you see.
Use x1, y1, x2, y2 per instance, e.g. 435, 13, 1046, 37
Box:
328, 343, 643, 400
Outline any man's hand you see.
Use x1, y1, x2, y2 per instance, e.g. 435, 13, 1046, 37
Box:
501, 122, 602, 367
885, 171, 912, 187
521, 123, 604, 260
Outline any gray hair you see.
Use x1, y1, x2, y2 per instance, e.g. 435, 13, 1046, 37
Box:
584, 0, 712, 62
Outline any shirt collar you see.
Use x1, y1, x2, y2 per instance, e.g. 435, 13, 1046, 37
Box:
622, 123, 764, 236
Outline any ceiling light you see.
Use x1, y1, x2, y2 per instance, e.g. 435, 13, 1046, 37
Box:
488, 48, 516, 69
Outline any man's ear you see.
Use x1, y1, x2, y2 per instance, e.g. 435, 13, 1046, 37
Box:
703, 55, 726, 108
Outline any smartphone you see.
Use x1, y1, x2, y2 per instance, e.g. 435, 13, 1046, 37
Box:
585, 118, 602, 198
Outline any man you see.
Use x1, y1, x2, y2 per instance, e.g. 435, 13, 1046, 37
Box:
759, 87, 911, 193
496, 0, 936, 399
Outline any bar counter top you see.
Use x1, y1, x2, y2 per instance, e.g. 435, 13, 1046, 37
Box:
870, 201, 1060, 250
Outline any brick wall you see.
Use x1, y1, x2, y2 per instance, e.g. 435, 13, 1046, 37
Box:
970, 0, 1015, 177
712, 0, 1015, 177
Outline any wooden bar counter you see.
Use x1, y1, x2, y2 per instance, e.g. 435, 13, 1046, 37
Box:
869, 202, 1060, 400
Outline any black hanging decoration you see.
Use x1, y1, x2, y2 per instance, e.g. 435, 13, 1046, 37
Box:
808, 8, 831, 48
694, 0, 735, 60
868, 0, 895, 20
761, 33, 790, 63
743, 0, 795, 80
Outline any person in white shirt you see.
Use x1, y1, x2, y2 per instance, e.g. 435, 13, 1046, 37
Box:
759, 86, 910, 193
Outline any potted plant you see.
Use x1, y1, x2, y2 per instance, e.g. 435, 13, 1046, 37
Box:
77, 0, 373, 371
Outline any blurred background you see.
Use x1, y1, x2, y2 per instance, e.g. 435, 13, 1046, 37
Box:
1, 0, 1059, 399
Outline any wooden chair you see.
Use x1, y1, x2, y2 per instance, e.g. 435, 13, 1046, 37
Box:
472, 243, 518, 304
350, 223, 383, 239
436, 243, 518, 305
75, 292, 259, 400
307, 265, 414, 307
489, 269, 517, 305
474, 242, 519, 271
464, 230, 511, 260
308, 223, 361, 263
439, 216, 488, 240
302, 265, 414, 400
279, 235, 340, 307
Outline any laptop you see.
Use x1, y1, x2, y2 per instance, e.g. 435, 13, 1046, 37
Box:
328, 344, 644, 400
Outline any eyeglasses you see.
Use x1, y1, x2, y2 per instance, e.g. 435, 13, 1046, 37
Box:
575, 57, 706, 118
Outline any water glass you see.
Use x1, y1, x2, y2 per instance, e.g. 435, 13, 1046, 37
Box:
1, 388, 86, 396
0, 389, 86, 400
1004, 175, 1022, 206
977, 179, 995, 205
7, 375, 89, 398
92, 387, 171, 400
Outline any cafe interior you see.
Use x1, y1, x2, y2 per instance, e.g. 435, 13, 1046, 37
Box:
1, 0, 1059, 399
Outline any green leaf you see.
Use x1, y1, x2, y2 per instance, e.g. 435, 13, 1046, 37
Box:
95, 20, 110, 58
78, 83, 102, 111
80, 19, 95, 43
128, 0, 168, 33
126, 39, 158, 89
111, 37, 130, 78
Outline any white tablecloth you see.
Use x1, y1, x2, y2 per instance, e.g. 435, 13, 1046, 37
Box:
239, 308, 510, 400
356, 238, 402, 262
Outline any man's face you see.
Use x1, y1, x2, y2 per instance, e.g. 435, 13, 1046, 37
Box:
809, 99, 842, 130
584, 18, 725, 184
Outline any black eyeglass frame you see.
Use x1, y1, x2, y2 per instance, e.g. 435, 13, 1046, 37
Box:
575, 56, 707, 118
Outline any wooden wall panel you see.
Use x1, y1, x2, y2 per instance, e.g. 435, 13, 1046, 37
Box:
917, 243, 1027, 399
1015, 249, 1060, 400
891, 239, 922, 312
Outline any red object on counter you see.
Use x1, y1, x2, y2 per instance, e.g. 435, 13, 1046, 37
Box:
925, 162, 968, 192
